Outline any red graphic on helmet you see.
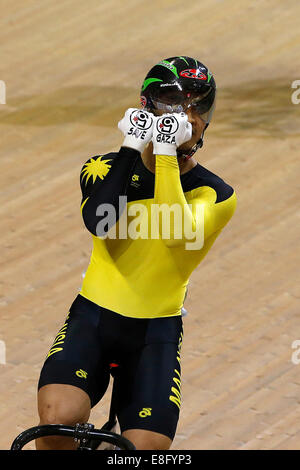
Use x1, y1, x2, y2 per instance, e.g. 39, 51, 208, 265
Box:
140, 96, 147, 108
180, 69, 207, 80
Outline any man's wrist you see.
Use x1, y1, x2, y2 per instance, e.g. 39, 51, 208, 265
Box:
122, 135, 146, 153
153, 144, 177, 156
155, 154, 179, 172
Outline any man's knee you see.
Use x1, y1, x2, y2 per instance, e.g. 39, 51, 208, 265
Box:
38, 384, 91, 425
36, 384, 91, 450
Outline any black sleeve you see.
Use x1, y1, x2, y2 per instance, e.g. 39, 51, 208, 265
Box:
80, 147, 139, 236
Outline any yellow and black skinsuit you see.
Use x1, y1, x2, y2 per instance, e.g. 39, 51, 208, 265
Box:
38, 146, 236, 440
80, 147, 236, 318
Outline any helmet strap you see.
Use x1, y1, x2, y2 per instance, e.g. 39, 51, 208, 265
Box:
180, 123, 208, 160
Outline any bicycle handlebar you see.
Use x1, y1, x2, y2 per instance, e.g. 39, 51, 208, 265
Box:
10, 424, 136, 450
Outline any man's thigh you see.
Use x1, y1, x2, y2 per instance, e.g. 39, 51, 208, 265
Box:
115, 319, 183, 444
37, 295, 111, 408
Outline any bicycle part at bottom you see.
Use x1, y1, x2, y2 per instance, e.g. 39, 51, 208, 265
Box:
10, 423, 136, 450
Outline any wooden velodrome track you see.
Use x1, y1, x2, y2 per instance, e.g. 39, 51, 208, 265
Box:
0, 0, 299, 450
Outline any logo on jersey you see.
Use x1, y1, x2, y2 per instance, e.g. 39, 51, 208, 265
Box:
180, 69, 207, 80
130, 173, 141, 188
81, 156, 112, 186
139, 407, 152, 418
76, 369, 88, 379
128, 173, 141, 189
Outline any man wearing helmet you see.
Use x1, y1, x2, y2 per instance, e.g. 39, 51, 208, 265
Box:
36, 57, 236, 450
141, 56, 216, 158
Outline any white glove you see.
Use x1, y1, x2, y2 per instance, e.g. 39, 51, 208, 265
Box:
118, 108, 154, 153
152, 113, 192, 156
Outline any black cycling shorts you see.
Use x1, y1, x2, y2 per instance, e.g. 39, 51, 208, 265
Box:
38, 294, 184, 441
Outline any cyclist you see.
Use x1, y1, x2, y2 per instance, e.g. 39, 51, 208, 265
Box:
36, 56, 237, 450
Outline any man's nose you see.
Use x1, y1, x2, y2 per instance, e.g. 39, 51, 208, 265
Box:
186, 108, 206, 128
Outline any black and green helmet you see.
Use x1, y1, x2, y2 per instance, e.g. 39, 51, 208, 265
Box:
140, 56, 216, 125
140, 56, 216, 157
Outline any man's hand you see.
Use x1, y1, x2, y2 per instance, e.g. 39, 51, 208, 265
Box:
118, 108, 154, 153
152, 113, 192, 156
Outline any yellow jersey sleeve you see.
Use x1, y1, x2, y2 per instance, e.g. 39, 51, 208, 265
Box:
154, 154, 237, 248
